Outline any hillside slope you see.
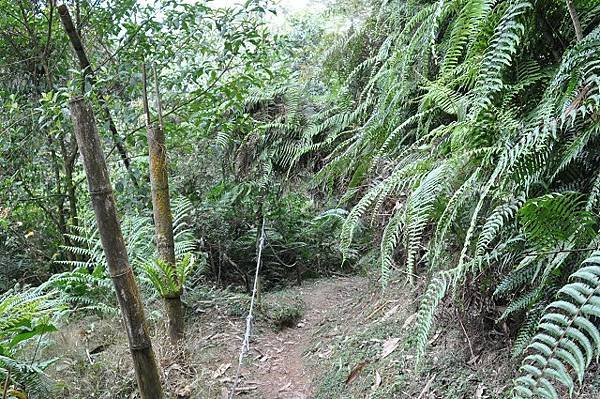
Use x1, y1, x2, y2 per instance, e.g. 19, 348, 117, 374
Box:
40, 275, 598, 398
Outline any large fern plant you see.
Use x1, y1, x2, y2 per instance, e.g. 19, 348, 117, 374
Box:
514, 251, 600, 398
0, 288, 60, 397
140, 253, 198, 299
308, 0, 600, 396
57, 197, 199, 306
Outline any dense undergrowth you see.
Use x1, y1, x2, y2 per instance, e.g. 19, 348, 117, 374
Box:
300, 1, 600, 397
1, 0, 600, 397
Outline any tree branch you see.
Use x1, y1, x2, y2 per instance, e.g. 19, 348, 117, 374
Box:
106, 57, 238, 159
566, 0, 583, 41
58, 3, 139, 189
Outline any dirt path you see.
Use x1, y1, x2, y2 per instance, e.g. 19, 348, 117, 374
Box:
239, 276, 368, 398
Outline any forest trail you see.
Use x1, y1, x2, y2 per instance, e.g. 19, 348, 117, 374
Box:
237, 276, 368, 399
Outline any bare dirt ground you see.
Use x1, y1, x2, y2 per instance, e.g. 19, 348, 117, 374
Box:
231, 276, 368, 399
43, 274, 600, 398
42, 276, 370, 399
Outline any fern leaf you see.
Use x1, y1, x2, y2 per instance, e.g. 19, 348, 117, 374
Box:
514, 253, 600, 398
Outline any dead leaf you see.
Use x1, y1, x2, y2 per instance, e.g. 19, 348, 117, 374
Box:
381, 304, 400, 322
7, 389, 27, 399
235, 386, 257, 392
279, 382, 292, 392
167, 363, 184, 373
174, 385, 192, 398
428, 330, 441, 345
212, 363, 231, 379
474, 383, 485, 399
318, 349, 333, 359
371, 370, 382, 392
380, 337, 401, 359
89, 344, 108, 355
402, 313, 417, 329
345, 361, 368, 385
467, 354, 481, 366
366, 301, 388, 320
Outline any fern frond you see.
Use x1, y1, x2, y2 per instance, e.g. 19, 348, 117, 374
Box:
414, 268, 458, 362
514, 252, 600, 398
472, 1, 533, 114
512, 307, 544, 357
476, 193, 525, 256
404, 164, 450, 283
518, 192, 596, 251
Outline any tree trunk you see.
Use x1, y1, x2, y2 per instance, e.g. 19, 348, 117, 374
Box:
164, 296, 184, 342
566, 0, 583, 42
59, 133, 79, 227
58, 4, 139, 190
69, 96, 163, 399
46, 132, 68, 241
149, 121, 184, 343
142, 63, 184, 343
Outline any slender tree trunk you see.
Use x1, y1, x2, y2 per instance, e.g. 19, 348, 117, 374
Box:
164, 296, 184, 341
46, 133, 67, 237
142, 63, 184, 343
566, 0, 583, 42
69, 96, 163, 399
59, 133, 79, 227
58, 4, 139, 190
148, 119, 184, 343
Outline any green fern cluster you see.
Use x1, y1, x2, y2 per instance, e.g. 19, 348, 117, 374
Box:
58, 197, 199, 305
40, 266, 115, 315
309, 0, 600, 396
140, 253, 199, 298
0, 288, 60, 396
515, 252, 600, 398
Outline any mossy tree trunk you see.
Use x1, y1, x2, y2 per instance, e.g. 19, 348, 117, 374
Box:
69, 96, 163, 399
142, 63, 184, 343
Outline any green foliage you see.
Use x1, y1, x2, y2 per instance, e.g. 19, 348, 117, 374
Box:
0, 288, 60, 397
514, 252, 600, 398
309, 0, 600, 395
58, 196, 198, 305
4, 0, 600, 395
140, 253, 200, 299
414, 269, 456, 361
195, 181, 350, 289
40, 266, 115, 316
259, 290, 305, 330
517, 193, 597, 251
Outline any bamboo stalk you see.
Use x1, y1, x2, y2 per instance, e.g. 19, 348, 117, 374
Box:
69, 96, 163, 399
142, 63, 184, 343
3, 370, 10, 399
566, 0, 583, 41
58, 4, 139, 189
